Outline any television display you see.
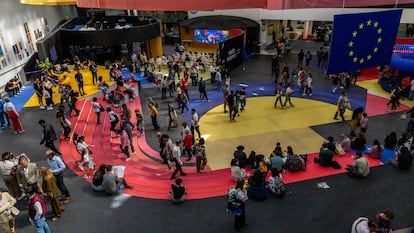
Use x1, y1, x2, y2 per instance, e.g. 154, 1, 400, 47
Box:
194, 29, 229, 44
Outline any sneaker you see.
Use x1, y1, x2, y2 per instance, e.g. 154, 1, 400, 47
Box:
51, 217, 59, 222
78, 165, 85, 171
17, 193, 25, 201
83, 174, 89, 179
131, 151, 136, 154
125, 157, 131, 161
39, 106, 46, 110
63, 197, 71, 204
309, 94, 312, 96
302, 93, 306, 96
47, 107, 54, 111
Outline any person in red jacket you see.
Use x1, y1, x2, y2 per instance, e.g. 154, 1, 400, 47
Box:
27, 186, 51, 233
183, 129, 193, 161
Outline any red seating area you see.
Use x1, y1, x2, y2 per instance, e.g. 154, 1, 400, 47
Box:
60, 96, 384, 200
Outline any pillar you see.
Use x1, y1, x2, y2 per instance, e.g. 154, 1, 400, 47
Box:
303, 21, 310, 40
147, 37, 163, 59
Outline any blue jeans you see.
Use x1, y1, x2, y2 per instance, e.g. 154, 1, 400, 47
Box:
34, 217, 51, 233
0, 111, 10, 128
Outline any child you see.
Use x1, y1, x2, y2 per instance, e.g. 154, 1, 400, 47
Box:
268, 167, 286, 196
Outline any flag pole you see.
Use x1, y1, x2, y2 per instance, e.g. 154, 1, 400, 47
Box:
342, 0, 346, 12
394, 0, 399, 8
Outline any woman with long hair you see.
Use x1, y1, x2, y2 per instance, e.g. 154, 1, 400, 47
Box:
234, 178, 248, 231
40, 167, 64, 221
367, 140, 384, 158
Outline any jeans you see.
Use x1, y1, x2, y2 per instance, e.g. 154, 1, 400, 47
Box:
171, 158, 185, 178
216, 81, 221, 91
34, 217, 51, 233
55, 173, 70, 197
0, 111, 10, 128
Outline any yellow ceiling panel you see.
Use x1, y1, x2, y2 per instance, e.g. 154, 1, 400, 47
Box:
20, 0, 76, 5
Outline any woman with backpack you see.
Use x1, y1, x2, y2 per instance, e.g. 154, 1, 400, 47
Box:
268, 167, 285, 196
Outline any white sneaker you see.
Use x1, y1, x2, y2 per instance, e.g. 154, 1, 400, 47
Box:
47, 107, 54, 111
40, 106, 46, 110
131, 151, 136, 154
125, 157, 131, 161
83, 174, 89, 179
78, 165, 84, 171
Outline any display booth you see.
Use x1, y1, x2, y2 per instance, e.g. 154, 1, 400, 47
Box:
180, 16, 259, 70
36, 16, 162, 63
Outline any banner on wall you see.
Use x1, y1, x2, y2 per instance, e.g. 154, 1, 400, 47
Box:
219, 34, 244, 70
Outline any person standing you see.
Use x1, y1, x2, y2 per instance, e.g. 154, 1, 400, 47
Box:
334, 91, 348, 121
210, 64, 216, 84
305, 51, 312, 68
180, 91, 189, 113
0, 94, 11, 129
239, 87, 247, 112
167, 102, 177, 131
121, 117, 135, 154
360, 113, 368, 133
134, 109, 144, 136
316, 47, 323, 67
0, 153, 22, 199
149, 103, 160, 130
215, 68, 222, 91
227, 91, 237, 121
281, 63, 289, 86
195, 138, 207, 172
91, 97, 103, 125
170, 139, 187, 179
120, 126, 131, 161
27, 186, 52, 233
106, 107, 120, 134
38, 120, 60, 155
39, 168, 64, 221
33, 77, 45, 110
16, 156, 40, 194
56, 105, 71, 139
89, 61, 98, 85
223, 85, 230, 113
3, 98, 24, 134
234, 178, 248, 231
45, 150, 71, 204
0, 191, 19, 233
75, 70, 86, 96
297, 49, 304, 68
191, 109, 201, 142
183, 129, 193, 161
305, 73, 313, 96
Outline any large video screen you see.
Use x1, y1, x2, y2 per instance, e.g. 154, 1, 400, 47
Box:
194, 29, 229, 44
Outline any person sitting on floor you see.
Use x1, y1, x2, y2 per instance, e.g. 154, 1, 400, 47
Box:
374, 210, 394, 233
346, 151, 370, 178
283, 146, 307, 171
102, 165, 133, 195
388, 146, 412, 170
314, 143, 334, 167
247, 170, 267, 200
233, 145, 247, 169
256, 154, 269, 177
326, 136, 336, 153
339, 133, 352, 152
230, 159, 247, 183
246, 150, 257, 169
267, 167, 285, 197
169, 178, 186, 204
351, 132, 367, 151
384, 131, 397, 150
92, 164, 107, 191
269, 151, 284, 173
366, 140, 384, 159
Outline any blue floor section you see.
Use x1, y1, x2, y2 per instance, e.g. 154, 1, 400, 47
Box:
121, 69, 150, 84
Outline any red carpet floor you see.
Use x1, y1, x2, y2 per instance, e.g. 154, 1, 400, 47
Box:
60, 96, 385, 200
365, 94, 410, 117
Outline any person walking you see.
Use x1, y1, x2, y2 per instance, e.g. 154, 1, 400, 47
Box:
215, 68, 222, 91
149, 103, 160, 130
134, 109, 144, 136
170, 139, 187, 179
39, 167, 64, 221
195, 138, 207, 172
121, 117, 135, 154
56, 105, 71, 139
191, 109, 201, 142
91, 97, 103, 125
198, 77, 209, 101
227, 91, 237, 121
106, 107, 120, 135
67, 86, 80, 117
38, 120, 60, 155
334, 91, 348, 122
120, 126, 131, 161
274, 83, 284, 109
305, 51, 312, 68
283, 83, 294, 108
75, 70, 86, 96
3, 97, 24, 134
27, 186, 52, 233
45, 150, 71, 204
183, 129, 193, 161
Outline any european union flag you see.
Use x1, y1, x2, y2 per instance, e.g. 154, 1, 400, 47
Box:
326, 9, 402, 74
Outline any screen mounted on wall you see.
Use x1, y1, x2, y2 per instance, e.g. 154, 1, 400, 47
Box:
194, 29, 229, 44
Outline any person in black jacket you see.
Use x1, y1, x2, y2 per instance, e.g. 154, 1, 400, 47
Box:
388, 146, 413, 170
38, 119, 60, 154
234, 145, 247, 168
384, 131, 398, 150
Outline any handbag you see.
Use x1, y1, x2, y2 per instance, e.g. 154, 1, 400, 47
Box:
9, 165, 18, 176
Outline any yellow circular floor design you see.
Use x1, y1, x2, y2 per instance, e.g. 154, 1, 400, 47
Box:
201, 97, 352, 169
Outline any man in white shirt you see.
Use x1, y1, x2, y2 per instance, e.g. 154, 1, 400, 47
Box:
210, 65, 216, 84
170, 140, 186, 179
191, 109, 201, 143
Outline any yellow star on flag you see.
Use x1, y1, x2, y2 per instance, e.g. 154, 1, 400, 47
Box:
360, 58, 365, 64
359, 23, 364, 29
352, 31, 357, 37
349, 41, 354, 47
349, 51, 354, 56
373, 47, 378, 53
353, 57, 358, 62
367, 20, 372, 26
377, 28, 382, 34
367, 54, 372, 60
374, 21, 379, 27
377, 37, 382, 43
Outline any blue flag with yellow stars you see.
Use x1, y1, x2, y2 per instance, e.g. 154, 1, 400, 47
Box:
326, 9, 402, 74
